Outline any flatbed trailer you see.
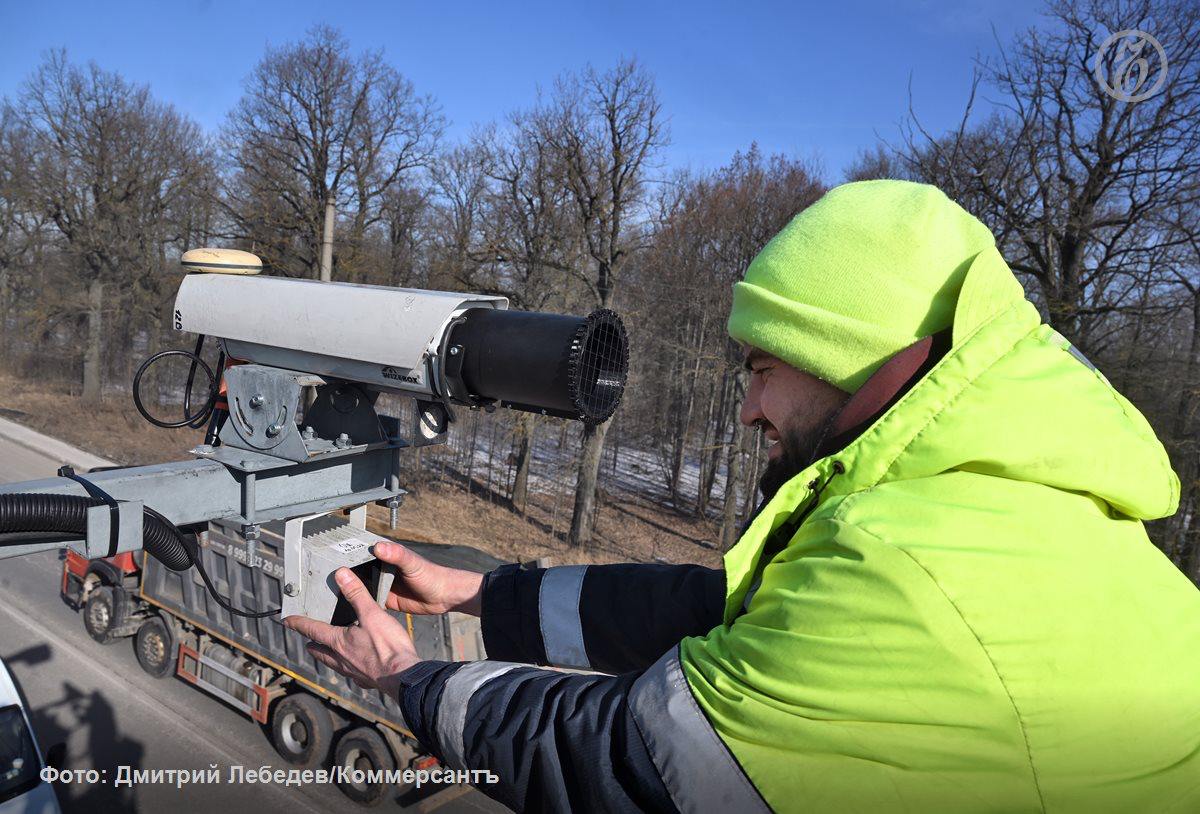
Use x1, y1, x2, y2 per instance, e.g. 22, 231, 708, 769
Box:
60, 514, 503, 807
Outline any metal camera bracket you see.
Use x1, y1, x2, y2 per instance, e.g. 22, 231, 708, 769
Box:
202, 364, 390, 465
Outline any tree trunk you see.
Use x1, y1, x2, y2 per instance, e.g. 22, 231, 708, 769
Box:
719, 420, 747, 550
147, 314, 165, 408
0, 267, 9, 359
1183, 485, 1200, 587
569, 419, 611, 547
119, 286, 137, 388
465, 410, 480, 492
742, 434, 762, 518
671, 322, 706, 506
486, 415, 498, 502
608, 420, 620, 480
551, 421, 572, 538
82, 277, 104, 403
511, 413, 535, 514
1174, 290, 1200, 440
693, 379, 720, 516
697, 374, 730, 516
1165, 289, 1200, 563
669, 433, 686, 507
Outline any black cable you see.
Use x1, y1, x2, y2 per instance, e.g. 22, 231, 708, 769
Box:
132, 336, 219, 430
182, 334, 205, 428
0, 494, 280, 618
202, 349, 227, 446
127, 340, 277, 615
203, 408, 223, 446
154, 508, 280, 619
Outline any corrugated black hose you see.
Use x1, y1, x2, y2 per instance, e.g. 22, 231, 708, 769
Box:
0, 493, 193, 570
0, 494, 279, 618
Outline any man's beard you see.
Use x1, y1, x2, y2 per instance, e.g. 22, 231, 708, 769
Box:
757, 424, 825, 503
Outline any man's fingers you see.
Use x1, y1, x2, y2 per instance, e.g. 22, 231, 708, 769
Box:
305, 641, 355, 676
335, 567, 381, 620
282, 614, 340, 647
373, 541, 426, 576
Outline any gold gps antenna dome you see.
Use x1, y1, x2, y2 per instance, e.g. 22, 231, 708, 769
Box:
180, 248, 263, 275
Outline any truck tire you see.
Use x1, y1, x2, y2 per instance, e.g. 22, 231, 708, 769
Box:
135, 616, 177, 679
83, 585, 123, 644
270, 693, 333, 769
334, 726, 395, 806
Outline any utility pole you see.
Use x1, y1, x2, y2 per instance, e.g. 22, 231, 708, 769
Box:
308, 192, 336, 414
319, 192, 335, 282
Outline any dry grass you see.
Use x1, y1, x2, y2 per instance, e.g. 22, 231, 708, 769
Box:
0, 371, 723, 568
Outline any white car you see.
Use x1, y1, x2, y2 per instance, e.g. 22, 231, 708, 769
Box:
0, 658, 61, 814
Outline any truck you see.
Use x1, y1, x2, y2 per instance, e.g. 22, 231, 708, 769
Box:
59, 513, 504, 807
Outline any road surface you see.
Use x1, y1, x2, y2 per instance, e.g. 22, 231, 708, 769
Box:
0, 434, 506, 814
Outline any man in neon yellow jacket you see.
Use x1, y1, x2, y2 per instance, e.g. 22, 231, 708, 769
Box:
285, 180, 1200, 812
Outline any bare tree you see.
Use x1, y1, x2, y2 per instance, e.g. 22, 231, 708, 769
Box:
895, 1, 1200, 349
532, 59, 667, 547
856, 0, 1200, 577
479, 118, 579, 512
1156, 201, 1200, 579
376, 181, 429, 287
426, 141, 493, 292
223, 25, 442, 279
0, 108, 38, 355
11, 51, 210, 401
629, 147, 823, 543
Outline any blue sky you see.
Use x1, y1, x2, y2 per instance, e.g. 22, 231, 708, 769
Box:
0, 0, 1050, 178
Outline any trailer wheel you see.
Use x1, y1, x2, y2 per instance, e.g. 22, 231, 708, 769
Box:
270, 693, 333, 769
83, 586, 123, 644
334, 726, 395, 806
134, 616, 177, 679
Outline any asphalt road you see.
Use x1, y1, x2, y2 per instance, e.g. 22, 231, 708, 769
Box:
0, 435, 506, 814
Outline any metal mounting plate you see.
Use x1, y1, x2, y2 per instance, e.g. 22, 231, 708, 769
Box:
190, 442, 371, 472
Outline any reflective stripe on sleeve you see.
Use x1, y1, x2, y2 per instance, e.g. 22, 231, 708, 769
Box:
433, 661, 523, 769
628, 646, 771, 813
538, 565, 591, 669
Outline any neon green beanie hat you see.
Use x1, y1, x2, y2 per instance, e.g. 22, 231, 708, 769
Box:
727, 179, 1026, 392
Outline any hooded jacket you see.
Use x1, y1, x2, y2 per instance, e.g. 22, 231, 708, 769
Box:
396, 244, 1199, 814
682, 292, 1198, 812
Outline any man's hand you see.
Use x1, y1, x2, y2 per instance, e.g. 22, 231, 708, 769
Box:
282, 567, 420, 697
373, 541, 485, 617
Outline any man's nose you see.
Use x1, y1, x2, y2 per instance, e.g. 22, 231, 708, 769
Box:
740, 387, 763, 428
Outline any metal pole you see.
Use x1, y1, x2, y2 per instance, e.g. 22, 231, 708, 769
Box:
319, 193, 335, 282
310, 193, 336, 411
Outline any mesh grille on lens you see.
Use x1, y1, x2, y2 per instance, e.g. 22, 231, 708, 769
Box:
569, 309, 629, 423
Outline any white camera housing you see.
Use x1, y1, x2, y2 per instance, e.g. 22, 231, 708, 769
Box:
174, 272, 508, 398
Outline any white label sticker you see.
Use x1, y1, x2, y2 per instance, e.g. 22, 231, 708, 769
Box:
332, 540, 368, 554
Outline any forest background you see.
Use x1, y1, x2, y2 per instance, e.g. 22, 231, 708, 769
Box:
1, 0, 1197, 582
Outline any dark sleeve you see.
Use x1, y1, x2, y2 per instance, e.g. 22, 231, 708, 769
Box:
397, 658, 678, 814
481, 562, 724, 674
